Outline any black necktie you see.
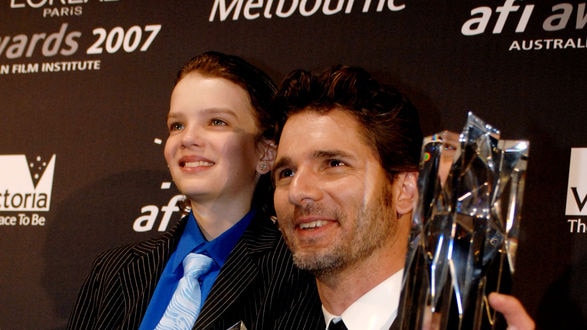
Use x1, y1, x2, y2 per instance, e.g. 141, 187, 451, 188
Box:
328, 319, 348, 330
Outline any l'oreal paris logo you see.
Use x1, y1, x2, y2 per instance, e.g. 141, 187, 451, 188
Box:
9, 0, 120, 18
9, 0, 119, 8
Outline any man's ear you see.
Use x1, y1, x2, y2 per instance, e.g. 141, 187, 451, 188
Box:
396, 172, 418, 215
256, 139, 276, 174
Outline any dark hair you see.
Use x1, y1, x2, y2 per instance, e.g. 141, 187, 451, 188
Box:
273, 65, 423, 182
176, 51, 277, 215
177, 51, 277, 141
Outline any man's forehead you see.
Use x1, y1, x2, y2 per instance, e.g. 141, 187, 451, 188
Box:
276, 109, 375, 160
283, 108, 359, 133
279, 111, 354, 142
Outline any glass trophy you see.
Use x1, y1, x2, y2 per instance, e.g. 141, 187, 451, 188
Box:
397, 112, 529, 329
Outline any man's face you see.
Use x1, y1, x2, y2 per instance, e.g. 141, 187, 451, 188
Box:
273, 108, 400, 276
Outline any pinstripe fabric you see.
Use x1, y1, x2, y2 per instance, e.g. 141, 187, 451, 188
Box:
67, 213, 324, 330
389, 320, 399, 330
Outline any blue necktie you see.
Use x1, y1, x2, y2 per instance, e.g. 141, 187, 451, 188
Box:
156, 253, 214, 330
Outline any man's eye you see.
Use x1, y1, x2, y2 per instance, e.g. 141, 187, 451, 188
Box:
277, 168, 294, 179
210, 119, 227, 126
169, 122, 183, 131
328, 159, 346, 167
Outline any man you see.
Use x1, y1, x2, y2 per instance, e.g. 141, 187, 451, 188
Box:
271, 66, 535, 329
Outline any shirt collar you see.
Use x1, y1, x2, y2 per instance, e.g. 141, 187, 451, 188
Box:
170, 209, 256, 274
322, 269, 404, 330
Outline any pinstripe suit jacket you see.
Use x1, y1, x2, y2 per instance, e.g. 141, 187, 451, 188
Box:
67, 212, 324, 330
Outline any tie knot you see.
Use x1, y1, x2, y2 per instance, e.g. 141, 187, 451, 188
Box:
328, 318, 348, 330
182, 253, 213, 278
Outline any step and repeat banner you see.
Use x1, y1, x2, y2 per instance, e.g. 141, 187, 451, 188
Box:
1, 0, 586, 328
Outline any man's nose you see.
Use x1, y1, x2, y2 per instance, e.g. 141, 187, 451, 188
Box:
288, 167, 322, 206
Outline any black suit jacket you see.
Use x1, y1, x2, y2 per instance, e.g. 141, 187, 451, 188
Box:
67, 212, 323, 330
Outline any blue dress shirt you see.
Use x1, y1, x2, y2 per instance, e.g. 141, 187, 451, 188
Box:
138, 209, 255, 329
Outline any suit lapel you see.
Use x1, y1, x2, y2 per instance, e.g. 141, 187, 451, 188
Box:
194, 214, 278, 329
120, 217, 187, 326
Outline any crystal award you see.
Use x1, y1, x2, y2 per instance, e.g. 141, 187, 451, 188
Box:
397, 112, 529, 329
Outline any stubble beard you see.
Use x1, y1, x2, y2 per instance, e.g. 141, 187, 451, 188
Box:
286, 183, 397, 279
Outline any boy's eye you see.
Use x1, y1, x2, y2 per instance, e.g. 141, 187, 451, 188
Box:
169, 122, 183, 131
210, 119, 227, 126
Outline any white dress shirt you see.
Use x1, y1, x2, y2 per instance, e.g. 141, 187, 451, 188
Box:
322, 269, 404, 330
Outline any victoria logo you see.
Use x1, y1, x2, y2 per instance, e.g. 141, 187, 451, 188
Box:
0, 154, 56, 212
566, 148, 587, 215
565, 148, 587, 233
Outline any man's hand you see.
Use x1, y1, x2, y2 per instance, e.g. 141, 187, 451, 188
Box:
488, 292, 535, 330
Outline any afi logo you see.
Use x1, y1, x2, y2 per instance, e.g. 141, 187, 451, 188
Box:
461, 0, 587, 36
